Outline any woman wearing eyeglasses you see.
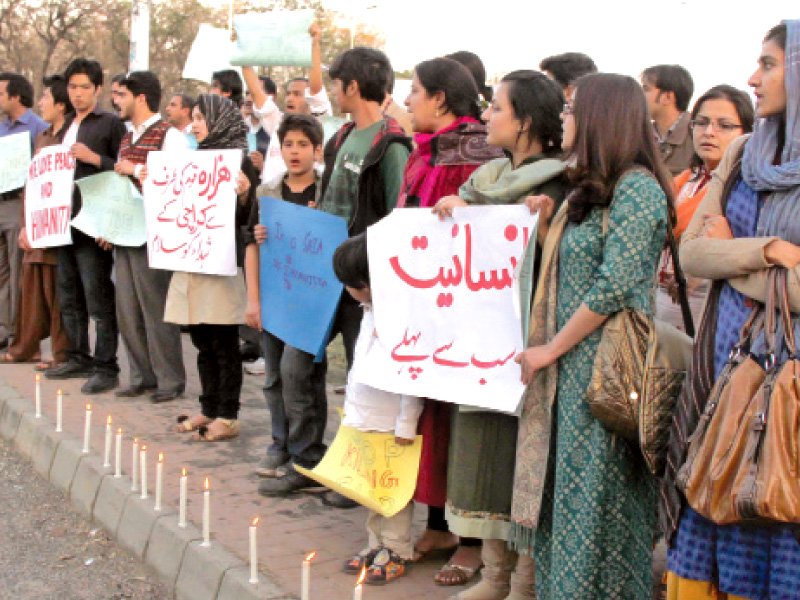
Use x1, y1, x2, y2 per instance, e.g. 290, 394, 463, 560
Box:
655, 85, 754, 330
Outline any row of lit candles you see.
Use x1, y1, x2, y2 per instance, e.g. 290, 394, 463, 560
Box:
34, 374, 368, 598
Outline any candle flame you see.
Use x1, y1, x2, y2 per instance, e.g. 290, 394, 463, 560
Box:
204, 476, 210, 490
304, 550, 316, 562
356, 565, 366, 585
57, 389, 62, 395
117, 427, 122, 434
158, 452, 164, 462
86, 403, 91, 411
107, 415, 112, 425
141, 445, 147, 452
252, 516, 260, 527
35, 373, 41, 382
133, 437, 138, 444
181, 467, 187, 477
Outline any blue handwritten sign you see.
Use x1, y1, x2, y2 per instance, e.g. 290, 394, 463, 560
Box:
259, 196, 348, 357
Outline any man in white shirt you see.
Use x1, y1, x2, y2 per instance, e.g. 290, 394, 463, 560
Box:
112, 71, 187, 402
242, 22, 332, 184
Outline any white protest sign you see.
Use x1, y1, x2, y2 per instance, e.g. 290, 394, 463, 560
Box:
142, 149, 241, 275
0, 132, 32, 194
230, 10, 314, 67
357, 206, 538, 414
24, 144, 75, 248
72, 172, 147, 247
181, 24, 242, 84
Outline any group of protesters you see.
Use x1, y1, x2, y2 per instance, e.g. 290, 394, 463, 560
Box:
1, 16, 799, 600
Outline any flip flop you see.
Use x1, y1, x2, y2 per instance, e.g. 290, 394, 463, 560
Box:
0, 352, 41, 364
174, 414, 211, 433
193, 419, 239, 442
434, 563, 479, 586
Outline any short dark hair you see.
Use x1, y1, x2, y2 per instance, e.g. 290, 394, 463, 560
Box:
329, 47, 392, 104
111, 73, 126, 85
539, 52, 597, 90
333, 233, 370, 289
688, 84, 754, 170
501, 70, 564, 152
641, 64, 694, 112
765, 22, 787, 49
42, 75, 74, 114
415, 57, 481, 120
277, 113, 323, 147
64, 58, 104, 88
445, 51, 493, 102
0, 72, 34, 108
176, 93, 195, 111
120, 70, 161, 112
259, 76, 277, 96
285, 77, 309, 92
212, 69, 243, 106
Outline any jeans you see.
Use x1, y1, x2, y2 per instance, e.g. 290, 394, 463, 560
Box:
189, 324, 242, 420
328, 292, 363, 372
56, 229, 118, 374
262, 330, 328, 468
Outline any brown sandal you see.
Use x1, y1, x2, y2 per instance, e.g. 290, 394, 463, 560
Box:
193, 418, 239, 442
174, 414, 212, 433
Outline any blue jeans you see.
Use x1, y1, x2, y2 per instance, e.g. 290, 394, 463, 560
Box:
56, 229, 118, 375
262, 331, 328, 468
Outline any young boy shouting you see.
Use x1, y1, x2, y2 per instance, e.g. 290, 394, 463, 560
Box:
244, 114, 330, 496
333, 233, 422, 585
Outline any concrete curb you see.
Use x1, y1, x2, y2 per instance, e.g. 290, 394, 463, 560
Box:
0, 378, 291, 600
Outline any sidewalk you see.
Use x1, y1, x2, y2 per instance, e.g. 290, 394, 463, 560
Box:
0, 335, 459, 600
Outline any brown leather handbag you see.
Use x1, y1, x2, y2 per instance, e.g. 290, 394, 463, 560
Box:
677, 269, 800, 525
586, 179, 694, 476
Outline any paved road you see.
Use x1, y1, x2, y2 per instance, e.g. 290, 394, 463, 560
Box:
0, 438, 169, 600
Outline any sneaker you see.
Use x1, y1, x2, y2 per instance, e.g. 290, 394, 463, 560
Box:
343, 547, 379, 574
257, 469, 322, 496
254, 453, 290, 478
365, 548, 408, 585
244, 357, 265, 375
81, 373, 119, 394
44, 360, 93, 380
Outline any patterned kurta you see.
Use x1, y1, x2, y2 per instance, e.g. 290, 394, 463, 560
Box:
532, 171, 666, 599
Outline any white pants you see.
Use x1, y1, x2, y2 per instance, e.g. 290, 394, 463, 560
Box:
366, 501, 414, 559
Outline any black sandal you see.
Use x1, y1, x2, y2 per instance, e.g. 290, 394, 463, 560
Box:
365, 548, 408, 585
343, 548, 378, 574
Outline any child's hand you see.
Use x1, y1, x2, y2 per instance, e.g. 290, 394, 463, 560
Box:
307, 200, 317, 209
245, 299, 261, 330
432, 195, 467, 220
254, 224, 268, 244
394, 436, 414, 446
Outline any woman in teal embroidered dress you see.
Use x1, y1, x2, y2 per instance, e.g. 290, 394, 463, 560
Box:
511, 73, 672, 599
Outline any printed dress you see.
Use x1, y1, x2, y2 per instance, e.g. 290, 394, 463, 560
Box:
532, 171, 666, 599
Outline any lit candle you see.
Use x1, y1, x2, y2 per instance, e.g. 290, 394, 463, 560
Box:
82, 403, 92, 453
178, 468, 188, 528
114, 428, 122, 478
140, 445, 148, 500
55, 389, 63, 432
131, 438, 139, 492
354, 566, 366, 600
35, 374, 41, 418
249, 517, 260, 584
201, 477, 211, 546
154, 452, 164, 511
301, 551, 316, 599
103, 416, 112, 467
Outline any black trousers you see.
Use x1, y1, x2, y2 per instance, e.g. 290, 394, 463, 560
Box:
188, 324, 242, 420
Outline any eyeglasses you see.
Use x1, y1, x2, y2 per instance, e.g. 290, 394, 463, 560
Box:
690, 117, 743, 133
562, 102, 574, 116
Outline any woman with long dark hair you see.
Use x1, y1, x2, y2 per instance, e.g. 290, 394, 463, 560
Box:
660, 21, 800, 600
656, 85, 754, 330
511, 73, 672, 599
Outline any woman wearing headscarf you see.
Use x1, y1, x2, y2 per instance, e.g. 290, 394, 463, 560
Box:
510, 73, 672, 599
660, 21, 800, 600
168, 93, 259, 441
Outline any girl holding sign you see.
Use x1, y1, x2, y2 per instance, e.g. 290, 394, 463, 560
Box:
168, 94, 259, 441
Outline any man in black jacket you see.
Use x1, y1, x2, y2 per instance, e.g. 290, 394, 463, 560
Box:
44, 58, 126, 394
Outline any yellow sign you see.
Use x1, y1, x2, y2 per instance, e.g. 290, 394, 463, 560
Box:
295, 425, 422, 517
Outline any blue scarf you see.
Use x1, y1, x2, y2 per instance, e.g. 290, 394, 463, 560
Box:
744, 19, 800, 243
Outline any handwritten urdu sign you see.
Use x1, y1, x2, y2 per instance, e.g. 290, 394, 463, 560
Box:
356, 206, 538, 413
0, 132, 31, 194
143, 149, 241, 275
72, 172, 147, 247
259, 196, 348, 357
24, 144, 75, 248
230, 10, 314, 67
295, 425, 422, 517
